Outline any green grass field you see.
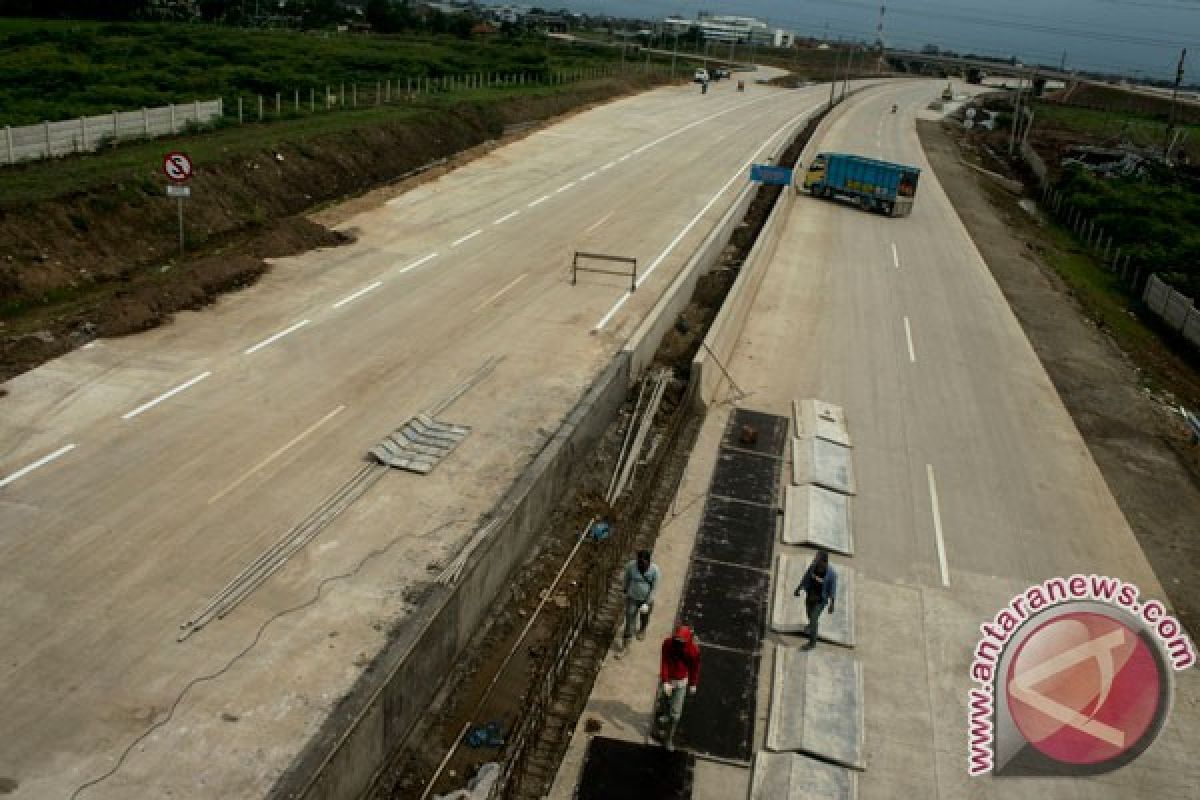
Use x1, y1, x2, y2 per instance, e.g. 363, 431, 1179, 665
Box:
1031, 101, 1200, 161
0, 18, 631, 126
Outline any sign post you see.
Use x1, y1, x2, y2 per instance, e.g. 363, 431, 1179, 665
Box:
162, 151, 193, 257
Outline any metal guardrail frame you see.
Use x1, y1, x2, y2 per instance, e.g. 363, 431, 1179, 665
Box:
572, 251, 638, 292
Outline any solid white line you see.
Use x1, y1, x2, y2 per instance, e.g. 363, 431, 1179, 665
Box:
209, 405, 346, 504
892, 243, 900, 269
243, 320, 310, 355
556, 181, 576, 193
396, 252, 438, 274
528, 194, 551, 207
927, 464, 950, 587
592, 292, 631, 333
332, 280, 382, 309
473, 273, 527, 313
618, 154, 632, 162
122, 371, 212, 419
451, 229, 482, 247
580, 171, 597, 181
600, 162, 615, 170
591, 103, 821, 332
82, 342, 98, 350
0, 444, 77, 489
493, 210, 520, 225
904, 316, 916, 363
584, 211, 614, 234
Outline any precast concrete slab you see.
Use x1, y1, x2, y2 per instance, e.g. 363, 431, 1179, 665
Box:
782, 484, 854, 555
770, 555, 856, 647
792, 398, 851, 448
750, 751, 858, 800
766, 646, 865, 770
791, 436, 856, 495
723, 408, 790, 458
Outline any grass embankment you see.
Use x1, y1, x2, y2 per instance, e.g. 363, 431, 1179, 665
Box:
0, 18, 638, 126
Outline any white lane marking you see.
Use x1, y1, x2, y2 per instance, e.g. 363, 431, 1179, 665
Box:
556, 182, 576, 193
618, 154, 632, 162
333, 280, 382, 309
904, 316, 916, 362
593, 292, 632, 332
927, 464, 950, 587
528, 194, 552, 207
451, 229, 482, 247
243, 320, 311, 355
592, 102, 820, 331
82, 342, 98, 350
600, 162, 615, 170
892, 243, 900, 269
580, 171, 597, 181
584, 211, 613, 234
209, 405, 346, 504
396, 252, 439, 275
1, 444, 77, 489
122, 371, 212, 419
493, 210, 520, 225
473, 273, 528, 313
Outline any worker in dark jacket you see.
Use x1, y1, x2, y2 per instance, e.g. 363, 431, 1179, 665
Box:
617, 549, 659, 656
794, 549, 837, 650
656, 625, 701, 751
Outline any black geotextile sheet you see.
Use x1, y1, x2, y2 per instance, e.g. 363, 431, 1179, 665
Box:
674, 646, 760, 763
694, 495, 776, 570
577, 736, 694, 800
722, 408, 790, 458
680, 559, 768, 653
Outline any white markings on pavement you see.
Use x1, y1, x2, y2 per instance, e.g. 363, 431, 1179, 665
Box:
474, 273, 527, 313
1, 444, 77, 489
903, 316, 916, 362
891, 243, 900, 269
332, 280, 382, 309
493, 210, 520, 225
209, 405, 346, 504
591, 102, 821, 332
580, 171, 597, 181
396, 252, 439, 274
243, 320, 311, 355
528, 194, 552, 207
618, 154, 632, 162
121, 371, 212, 419
451, 229, 482, 247
82, 342, 98, 350
927, 464, 951, 587
584, 211, 613, 234
600, 162, 615, 170
556, 181, 576, 193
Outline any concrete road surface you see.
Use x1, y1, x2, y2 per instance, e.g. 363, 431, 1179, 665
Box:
0, 72, 829, 798
551, 79, 1199, 800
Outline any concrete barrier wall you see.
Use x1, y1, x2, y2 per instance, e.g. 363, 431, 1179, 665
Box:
271, 354, 630, 800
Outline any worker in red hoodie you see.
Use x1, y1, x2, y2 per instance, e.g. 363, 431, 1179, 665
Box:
656, 625, 701, 751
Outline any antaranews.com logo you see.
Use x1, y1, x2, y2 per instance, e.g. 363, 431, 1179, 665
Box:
968, 575, 1195, 777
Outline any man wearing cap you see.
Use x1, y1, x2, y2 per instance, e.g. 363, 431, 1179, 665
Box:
617, 549, 659, 656
794, 549, 837, 650
656, 625, 701, 751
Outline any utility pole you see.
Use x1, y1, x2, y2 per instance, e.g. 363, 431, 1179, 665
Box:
671, 32, 679, 78
876, 3, 886, 74
830, 47, 840, 106
842, 47, 853, 101
1060, 51, 1067, 73
1009, 68, 1025, 156
1165, 48, 1187, 161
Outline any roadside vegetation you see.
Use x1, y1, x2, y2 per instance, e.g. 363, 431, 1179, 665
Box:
0, 18, 631, 127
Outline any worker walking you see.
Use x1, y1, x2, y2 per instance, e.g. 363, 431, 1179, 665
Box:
655, 625, 701, 751
616, 549, 659, 656
794, 549, 837, 650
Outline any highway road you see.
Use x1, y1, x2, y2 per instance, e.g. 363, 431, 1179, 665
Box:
724, 81, 1200, 796
0, 74, 827, 798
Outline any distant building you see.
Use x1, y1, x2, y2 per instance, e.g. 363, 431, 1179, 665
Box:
662, 13, 792, 47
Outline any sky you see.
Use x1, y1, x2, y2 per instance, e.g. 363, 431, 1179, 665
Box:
548, 0, 1200, 81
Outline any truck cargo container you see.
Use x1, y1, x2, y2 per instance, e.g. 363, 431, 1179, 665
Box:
802, 152, 921, 216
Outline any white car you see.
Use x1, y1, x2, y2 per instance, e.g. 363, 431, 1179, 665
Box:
693, 69, 709, 83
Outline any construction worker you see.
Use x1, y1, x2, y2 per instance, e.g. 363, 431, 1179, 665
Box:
794, 549, 838, 650
616, 549, 659, 656
656, 625, 701, 751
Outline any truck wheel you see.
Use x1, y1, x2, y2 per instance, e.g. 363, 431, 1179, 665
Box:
883, 202, 894, 216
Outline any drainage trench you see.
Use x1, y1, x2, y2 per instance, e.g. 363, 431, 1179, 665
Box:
374, 111, 821, 800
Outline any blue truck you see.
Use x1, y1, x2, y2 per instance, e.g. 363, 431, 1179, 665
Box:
802, 152, 921, 216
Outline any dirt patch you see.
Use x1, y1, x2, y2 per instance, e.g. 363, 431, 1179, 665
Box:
919, 119, 1200, 635
0, 75, 676, 384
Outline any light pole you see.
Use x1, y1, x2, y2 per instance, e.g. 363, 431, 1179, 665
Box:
671, 32, 679, 78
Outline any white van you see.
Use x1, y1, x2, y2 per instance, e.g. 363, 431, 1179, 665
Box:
693, 68, 709, 83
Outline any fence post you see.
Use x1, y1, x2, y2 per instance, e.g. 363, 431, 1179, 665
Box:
171, 103, 176, 131
258, 95, 263, 122
43, 121, 50, 158
276, 92, 281, 116
238, 96, 243, 124
295, 89, 299, 112
5, 125, 12, 165
377, 80, 381, 105
143, 107, 149, 136
340, 83, 345, 106
353, 83, 357, 107
326, 85, 331, 110
1111, 247, 1121, 272
1103, 236, 1111, 262
310, 87, 315, 112
1132, 266, 1143, 291
80, 116, 86, 152
112, 109, 118, 144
